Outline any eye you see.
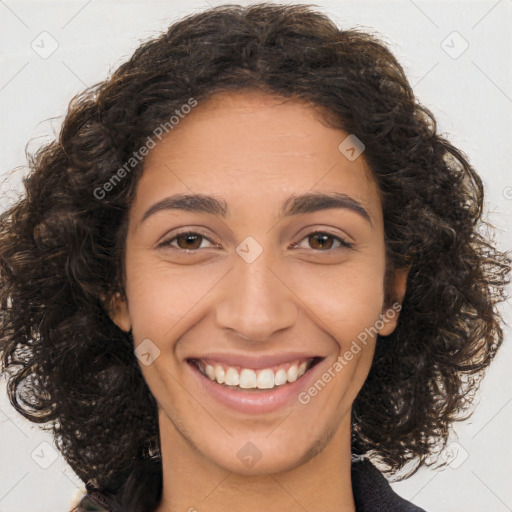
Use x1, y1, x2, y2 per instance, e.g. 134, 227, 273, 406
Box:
292, 231, 354, 251
158, 231, 218, 251
157, 230, 353, 253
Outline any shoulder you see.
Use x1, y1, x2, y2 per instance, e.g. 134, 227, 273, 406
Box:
351, 459, 427, 512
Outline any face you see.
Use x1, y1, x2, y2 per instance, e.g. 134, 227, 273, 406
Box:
110, 90, 407, 475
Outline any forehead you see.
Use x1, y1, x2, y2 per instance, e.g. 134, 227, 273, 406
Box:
133, 90, 381, 223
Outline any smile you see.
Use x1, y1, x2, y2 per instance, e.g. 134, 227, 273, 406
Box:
195, 358, 315, 389
191, 357, 321, 390
186, 353, 325, 414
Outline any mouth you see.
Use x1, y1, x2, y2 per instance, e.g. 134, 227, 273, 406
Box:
187, 356, 323, 391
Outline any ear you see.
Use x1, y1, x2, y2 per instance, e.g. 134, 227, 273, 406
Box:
377, 265, 410, 337
102, 291, 132, 333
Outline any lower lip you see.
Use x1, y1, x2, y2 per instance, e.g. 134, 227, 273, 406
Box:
187, 359, 323, 414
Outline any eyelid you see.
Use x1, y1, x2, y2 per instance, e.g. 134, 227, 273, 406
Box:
157, 228, 219, 250
291, 231, 354, 250
158, 228, 354, 252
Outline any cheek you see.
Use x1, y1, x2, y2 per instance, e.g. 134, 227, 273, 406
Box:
289, 253, 387, 345
124, 254, 224, 342
124, 236, 387, 351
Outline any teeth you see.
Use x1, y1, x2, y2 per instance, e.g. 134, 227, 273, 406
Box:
225, 367, 240, 386
274, 368, 287, 386
287, 365, 298, 383
205, 365, 215, 380
199, 359, 314, 389
214, 365, 225, 384
239, 369, 257, 389
257, 369, 274, 389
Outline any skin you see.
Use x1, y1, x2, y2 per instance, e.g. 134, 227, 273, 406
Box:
110, 90, 409, 512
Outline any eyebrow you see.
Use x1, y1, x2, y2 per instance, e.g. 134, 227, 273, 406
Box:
141, 191, 372, 226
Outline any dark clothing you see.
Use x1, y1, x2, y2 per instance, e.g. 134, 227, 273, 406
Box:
351, 460, 426, 511
73, 459, 426, 511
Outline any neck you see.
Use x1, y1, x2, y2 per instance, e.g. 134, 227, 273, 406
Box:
155, 410, 356, 512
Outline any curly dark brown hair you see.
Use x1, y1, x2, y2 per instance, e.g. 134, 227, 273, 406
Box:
0, 3, 510, 511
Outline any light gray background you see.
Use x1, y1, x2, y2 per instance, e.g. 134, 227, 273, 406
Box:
1, 1, 511, 511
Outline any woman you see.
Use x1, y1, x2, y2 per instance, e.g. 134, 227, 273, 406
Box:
0, 4, 509, 511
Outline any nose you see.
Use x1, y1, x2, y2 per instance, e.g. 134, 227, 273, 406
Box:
214, 248, 298, 343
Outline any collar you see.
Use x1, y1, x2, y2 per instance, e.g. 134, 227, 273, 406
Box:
351, 459, 426, 511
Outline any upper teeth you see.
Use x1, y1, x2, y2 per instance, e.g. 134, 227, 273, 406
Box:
201, 360, 309, 389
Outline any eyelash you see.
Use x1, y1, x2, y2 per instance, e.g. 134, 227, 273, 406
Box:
158, 230, 354, 252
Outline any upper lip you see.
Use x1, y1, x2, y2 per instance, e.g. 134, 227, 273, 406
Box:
187, 352, 324, 370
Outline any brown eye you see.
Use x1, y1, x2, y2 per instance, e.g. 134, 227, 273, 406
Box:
294, 231, 353, 251
176, 233, 204, 250
158, 232, 216, 251
309, 233, 334, 250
